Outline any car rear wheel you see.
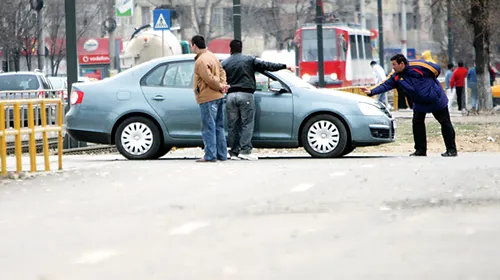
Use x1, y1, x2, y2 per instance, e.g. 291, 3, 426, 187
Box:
115, 116, 162, 160
301, 114, 348, 158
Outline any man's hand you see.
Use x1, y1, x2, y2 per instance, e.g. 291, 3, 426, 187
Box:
286, 64, 296, 72
221, 84, 230, 94
361, 87, 372, 95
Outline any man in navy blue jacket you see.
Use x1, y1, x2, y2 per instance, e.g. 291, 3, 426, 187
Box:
362, 54, 457, 157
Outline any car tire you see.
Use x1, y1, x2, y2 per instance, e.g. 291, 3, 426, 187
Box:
301, 114, 348, 158
340, 144, 356, 157
153, 145, 172, 159
115, 116, 162, 160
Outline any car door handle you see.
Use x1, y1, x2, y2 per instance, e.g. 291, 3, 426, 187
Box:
152, 95, 165, 101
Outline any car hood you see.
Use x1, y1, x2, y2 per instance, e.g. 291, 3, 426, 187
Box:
307, 88, 380, 105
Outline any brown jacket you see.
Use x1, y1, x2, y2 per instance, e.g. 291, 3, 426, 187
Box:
193, 49, 226, 104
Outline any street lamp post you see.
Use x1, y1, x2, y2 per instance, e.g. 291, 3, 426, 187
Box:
233, 0, 241, 40
316, 0, 325, 88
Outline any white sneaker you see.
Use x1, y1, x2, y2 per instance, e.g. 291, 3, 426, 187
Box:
238, 153, 258, 161
229, 154, 241, 160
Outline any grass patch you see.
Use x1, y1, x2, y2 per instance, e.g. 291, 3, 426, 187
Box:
358, 117, 500, 153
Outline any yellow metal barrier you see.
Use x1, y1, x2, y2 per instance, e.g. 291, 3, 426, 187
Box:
0, 98, 64, 176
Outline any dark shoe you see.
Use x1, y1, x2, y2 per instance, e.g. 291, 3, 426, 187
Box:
196, 158, 217, 163
441, 151, 458, 157
409, 151, 427, 156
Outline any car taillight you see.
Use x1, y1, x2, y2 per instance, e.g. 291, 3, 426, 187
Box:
70, 89, 84, 105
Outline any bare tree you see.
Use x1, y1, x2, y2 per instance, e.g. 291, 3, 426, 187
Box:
430, 0, 499, 112
248, 0, 313, 50
175, 0, 225, 43
44, 0, 107, 76
471, 0, 494, 111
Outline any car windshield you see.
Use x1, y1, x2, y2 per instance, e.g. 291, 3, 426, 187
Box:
273, 70, 316, 89
0, 75, 40, 91
48, 77, 65, 89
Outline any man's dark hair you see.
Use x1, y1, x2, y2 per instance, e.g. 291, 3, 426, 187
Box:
458, 61, 464, 67
191, 35, 206, 49
230, 39, 242, 54
447, 63, 454, 70
390, 54, 408, 65
370, 60, 377, 66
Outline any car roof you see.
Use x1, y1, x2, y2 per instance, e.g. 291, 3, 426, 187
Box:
145, 53, 230, 64
0, 71, 46, 77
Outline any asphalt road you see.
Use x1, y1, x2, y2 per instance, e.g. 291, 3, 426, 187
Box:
1, 150, 500, 280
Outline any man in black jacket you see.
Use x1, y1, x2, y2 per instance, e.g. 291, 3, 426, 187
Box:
222, 40, 294, 160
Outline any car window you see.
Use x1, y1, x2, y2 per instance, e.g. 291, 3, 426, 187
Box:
40, 76, 52, 89
162, 62, 194, 88
255, 72, 280, 92
0, 74, 40, 91
143, 65, 168, 87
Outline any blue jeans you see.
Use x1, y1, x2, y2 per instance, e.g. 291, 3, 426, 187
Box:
199, 98, 227, 161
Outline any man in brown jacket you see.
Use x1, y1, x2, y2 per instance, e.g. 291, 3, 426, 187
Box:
191, 35, 230, 162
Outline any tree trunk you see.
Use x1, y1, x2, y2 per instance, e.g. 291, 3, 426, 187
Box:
471, 0, 493, 112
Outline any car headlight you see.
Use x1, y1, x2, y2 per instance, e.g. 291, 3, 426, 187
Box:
302, 74, 311, 82
330, 73, 338, 80
358, 102, 384, 116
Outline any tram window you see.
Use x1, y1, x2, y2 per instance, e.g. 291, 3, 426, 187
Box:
357, 35, 364, 60
349, 35, 357, 59
364, 36, 373, 59
338, 34, 347, 61
301, 29, 337, 62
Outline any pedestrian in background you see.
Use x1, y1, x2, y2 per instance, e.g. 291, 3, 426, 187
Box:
361, 54, 458, 157
370, 60, 390, 108
445, 63, 455, 110
222, 39, 295, 161
466, 64, 478, 111
191, 35, 230, 162
450, 61, 468, 111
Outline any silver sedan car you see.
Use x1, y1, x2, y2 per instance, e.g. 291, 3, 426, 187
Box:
66, 54, 396, 160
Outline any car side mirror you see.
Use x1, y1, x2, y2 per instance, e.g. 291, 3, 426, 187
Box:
269, 81, 285, 93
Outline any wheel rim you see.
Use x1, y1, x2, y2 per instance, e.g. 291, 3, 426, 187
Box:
307, 120, 340, 154
120, 122, 154, 156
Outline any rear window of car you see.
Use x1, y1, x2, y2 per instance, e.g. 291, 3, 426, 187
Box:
0, 75, 40, 91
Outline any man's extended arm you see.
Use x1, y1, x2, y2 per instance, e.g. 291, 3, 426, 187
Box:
362, 72, 397, 96
253, 58, 287, 72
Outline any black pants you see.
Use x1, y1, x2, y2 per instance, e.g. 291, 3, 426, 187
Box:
455, 86, 464, 110
398, 89, 413, 109
413, 107, 457, 153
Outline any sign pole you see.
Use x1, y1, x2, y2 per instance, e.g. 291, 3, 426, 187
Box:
162, 30, 164, 57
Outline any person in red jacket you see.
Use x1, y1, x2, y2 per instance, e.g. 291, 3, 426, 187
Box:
449, 61, 468, 111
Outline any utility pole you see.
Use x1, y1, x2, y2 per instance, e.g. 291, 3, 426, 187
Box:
31, 0, 44, 71
447, 0, 453, 64
64, 0, 77, 96
360, 0, 366, 29
107, 0, 117, 73
377, 0, 384, 69
65, 0, 86, 148
36, 5, 44, 71
401, 0, 407, 57
233, 0, 241, 40
316, 0, 325, 88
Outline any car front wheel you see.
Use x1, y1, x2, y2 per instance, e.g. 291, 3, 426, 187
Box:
301, 114, 348, 158
115, 116, 162, 160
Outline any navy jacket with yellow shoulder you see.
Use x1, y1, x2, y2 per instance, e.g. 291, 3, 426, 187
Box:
369, 59, 448, 113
